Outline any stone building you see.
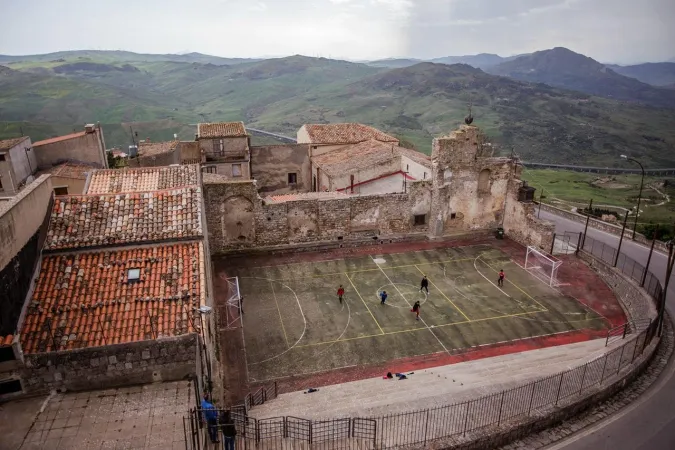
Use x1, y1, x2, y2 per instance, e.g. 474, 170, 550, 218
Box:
197, 122, 251, 179
32, 124, 107, 170
0, 165, 220, 401
36, 162, 97, 195
0, 136, 37, 196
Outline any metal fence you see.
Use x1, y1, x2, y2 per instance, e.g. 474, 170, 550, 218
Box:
184, 320, 659, 450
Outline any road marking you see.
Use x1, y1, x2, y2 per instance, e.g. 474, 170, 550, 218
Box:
269, 279, 290, 348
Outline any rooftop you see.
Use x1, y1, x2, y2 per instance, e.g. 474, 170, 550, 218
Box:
265, 191, 350, 203
44, 187, 203, 251
86, 165, 199, 194
0, 136, 29, 152
301, 123, 399, 145
39, 162, 97, 180
311, 140, 402, 177
197, 122, 247, 139
33, 131, 88, 147
20, 242, 205, 354
137, 140, 179, 158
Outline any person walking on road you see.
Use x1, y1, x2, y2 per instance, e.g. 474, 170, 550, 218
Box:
337, 285, 345, 303
380, 290, 388, 305
420, 275, 429, 294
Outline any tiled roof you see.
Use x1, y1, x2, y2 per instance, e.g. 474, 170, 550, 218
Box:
398, 147, 431, 168
265, 191, 349, 203
20, 242, 205, 354
0, 335, 13, 347
86, 165, 199, 194
41, 162, 97, 180
198, 122, 247, 139
45, 187, 203, 251
138, 140, 179, 157
33, 131, 87, 147
301, 123, 399, 145
311, 140, 400, 177
0, 136, 29, 151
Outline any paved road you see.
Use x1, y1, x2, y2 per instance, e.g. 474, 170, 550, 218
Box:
539, 209, 675, 450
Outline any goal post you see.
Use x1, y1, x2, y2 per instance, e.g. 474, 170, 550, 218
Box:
524, 246, 563, 287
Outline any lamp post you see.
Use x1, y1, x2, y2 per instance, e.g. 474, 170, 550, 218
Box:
620, 155, 645, 241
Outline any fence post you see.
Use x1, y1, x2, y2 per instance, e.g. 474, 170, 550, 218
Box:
614, 211, 629, 267
617, 344, 626, 375
575, 232, 583, 256
423, 410, 430, 445
463, 402, 471, 436
550, 233, 556, 255
600, 353, 609, 383
497, 391, 506, 426
555, 373, 565, 406
642, 237, 657, 286
527, 382, 536, 415
578, 364, 588, 396
309, 421, 313, 445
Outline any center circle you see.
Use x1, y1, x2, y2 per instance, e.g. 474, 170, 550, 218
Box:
374, 284, 428, 308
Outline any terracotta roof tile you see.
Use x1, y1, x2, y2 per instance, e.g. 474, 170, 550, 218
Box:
198, 122, 247, 139
45, 187, 203, 251
40, 162, 97, 180
301, 123, 399, 145
265, 191, 349, 203
138, 140, 179, 157
311, 140, 400, 177
19, 242, 205, 354
0, 335, 13, 347
33, 131, 87, 147
0, 136, 29, 151
86, 165, 199, 194
397, 146, 431, 168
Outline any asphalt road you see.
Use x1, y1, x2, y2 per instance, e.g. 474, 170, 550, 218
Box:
538, 209, 675, 450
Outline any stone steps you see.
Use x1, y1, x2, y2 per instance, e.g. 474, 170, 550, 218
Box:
249, 338, 609, 420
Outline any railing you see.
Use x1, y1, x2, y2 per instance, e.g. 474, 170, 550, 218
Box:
606, 318, 652, 346
184, 321, 659, 450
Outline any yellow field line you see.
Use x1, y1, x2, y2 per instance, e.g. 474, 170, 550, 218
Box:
414, 264, 471, 321
294, 310, 547, 348
345, 272, 384, 335
478, 257, 548, 311
267, 257, 477, 281
269, 280, 290, 348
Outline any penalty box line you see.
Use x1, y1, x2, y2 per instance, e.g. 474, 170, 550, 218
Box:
476, 256, 548, 312
294, 309, 547, 349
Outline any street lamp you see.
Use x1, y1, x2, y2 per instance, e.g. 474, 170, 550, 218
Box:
620, 155, 645, 240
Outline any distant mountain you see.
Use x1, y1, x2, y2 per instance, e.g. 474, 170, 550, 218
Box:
366, 58, 422, 68
606, 62, 675, 87
487, 47, 675, 109
430, 53, 509, 69
0, 50, 258, 66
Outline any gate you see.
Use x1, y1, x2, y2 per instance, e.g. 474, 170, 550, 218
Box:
552, 231, 580, 255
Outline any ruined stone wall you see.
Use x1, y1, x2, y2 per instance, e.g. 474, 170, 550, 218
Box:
20, 334, 198, 394
250, 144, 311, 195
200, 137, 248, 160
204, 178, 432, 254
502, 178, 555, 251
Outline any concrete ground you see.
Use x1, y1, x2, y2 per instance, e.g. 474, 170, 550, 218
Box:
0, 381, 193, 450
216, 239, 625, 391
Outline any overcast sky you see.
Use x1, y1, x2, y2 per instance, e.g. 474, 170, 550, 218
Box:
0, 0, 673, 64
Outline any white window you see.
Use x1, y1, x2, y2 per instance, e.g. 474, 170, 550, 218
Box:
232, 163, 242, 177
127, 268, 141, 283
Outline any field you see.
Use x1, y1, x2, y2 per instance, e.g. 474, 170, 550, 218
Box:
522, 168, 675, 234
217, 241, 625, 386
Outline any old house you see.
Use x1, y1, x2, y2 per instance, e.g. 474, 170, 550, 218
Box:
197, 122, 250, 179
0, 137, 37, 196
37, 162, 97, 195
32, 124, 107, 170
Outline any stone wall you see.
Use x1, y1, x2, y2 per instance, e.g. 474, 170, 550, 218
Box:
503, 178, 555, 251
250, 144, 310, 194
200, 137, 249, 160
540, 203, 669, 253
34, 129, 106, 170
204, 177, 432, 254
20, 334, 198, 394
137, 147, 179, 167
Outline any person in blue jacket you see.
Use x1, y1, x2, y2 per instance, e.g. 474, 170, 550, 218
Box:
201, 393, 219, 444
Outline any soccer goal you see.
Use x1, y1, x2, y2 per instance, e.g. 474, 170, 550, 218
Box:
524, 246, 563, 287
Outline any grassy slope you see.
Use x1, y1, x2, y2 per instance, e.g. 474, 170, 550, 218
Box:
1, 54, 674, 165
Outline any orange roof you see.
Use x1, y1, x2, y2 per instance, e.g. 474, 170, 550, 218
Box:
0, 136, 29, 151
0, 335, 13, 347
301, 123, 399, 145
20, 242, 205, 354
45, 187, 203, 251
33, 131, 87, 147
198, 122, 247, 139
138, 140, 179, 157
41, 162, 96, 180
86, 165, 199, 194
265, 191, 349, 203
312, 140, 400, 177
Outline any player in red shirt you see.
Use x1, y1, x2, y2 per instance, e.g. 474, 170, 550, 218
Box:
497, 269, 505, 287
337, 285, 345, 303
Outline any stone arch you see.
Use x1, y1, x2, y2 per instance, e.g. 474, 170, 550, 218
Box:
478, 168, 491, 194
220, 195, 255, 244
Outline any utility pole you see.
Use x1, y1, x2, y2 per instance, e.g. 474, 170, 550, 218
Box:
580, 199, 593, 252
620, 155, 645, 240
658, 236, 674, 337
642, 225, 658, 287
614, 210, 630, 267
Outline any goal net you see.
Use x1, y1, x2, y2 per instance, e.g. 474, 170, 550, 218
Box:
524, 246, 563, 287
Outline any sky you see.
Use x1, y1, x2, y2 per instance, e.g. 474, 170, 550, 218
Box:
0, 0, 673, 64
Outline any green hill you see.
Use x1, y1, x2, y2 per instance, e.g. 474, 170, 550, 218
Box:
0, 51, 674, 166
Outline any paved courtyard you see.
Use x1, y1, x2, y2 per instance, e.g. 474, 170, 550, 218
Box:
0, 381, 193, 450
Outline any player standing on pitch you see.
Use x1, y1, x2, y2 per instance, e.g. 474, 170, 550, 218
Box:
411, 300, 421, 320
337, 285, 345, 303
497, 269, 505, 287
420, 275, 429, 294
